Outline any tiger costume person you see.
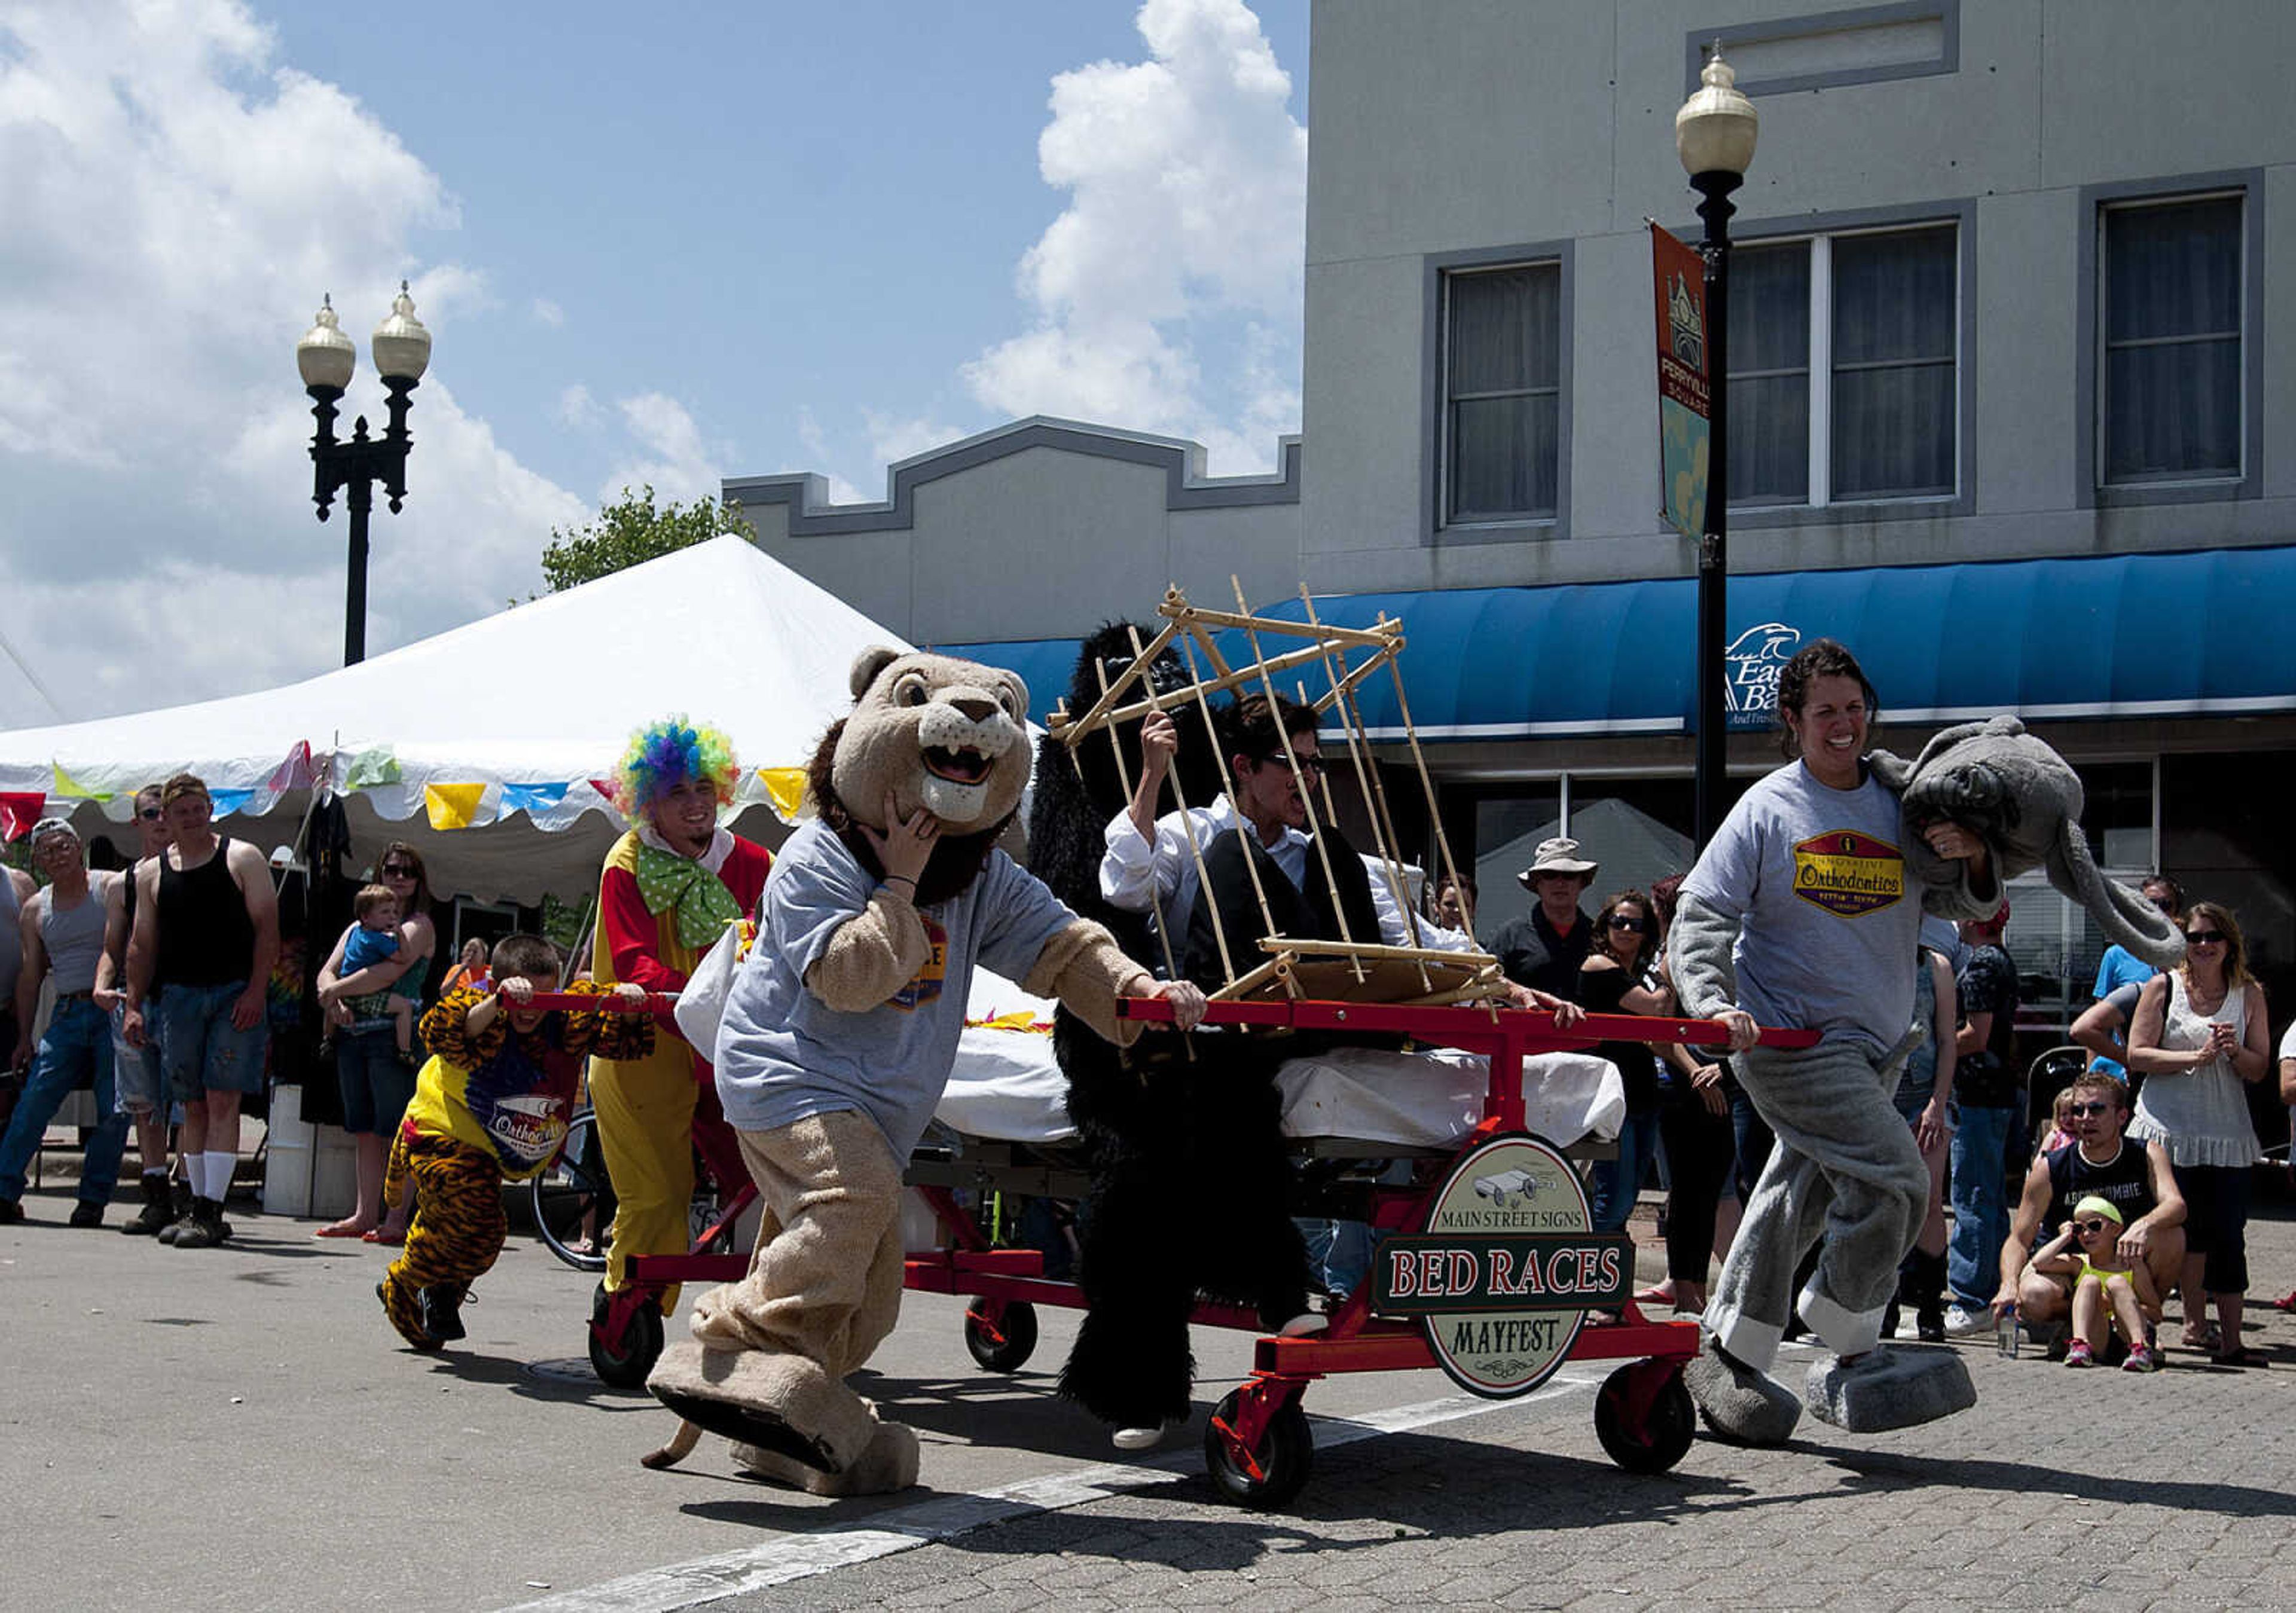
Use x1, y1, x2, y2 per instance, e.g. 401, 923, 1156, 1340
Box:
377, 935, 651, 1351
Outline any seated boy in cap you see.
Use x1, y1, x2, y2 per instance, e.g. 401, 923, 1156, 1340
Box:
2029, 1195, 2161, 1372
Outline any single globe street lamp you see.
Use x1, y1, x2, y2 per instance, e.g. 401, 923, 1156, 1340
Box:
1675, 44, 1757, 848
296, 283, 432, 665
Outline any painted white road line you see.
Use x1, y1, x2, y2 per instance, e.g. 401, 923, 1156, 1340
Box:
502, 1369, 1603, 1613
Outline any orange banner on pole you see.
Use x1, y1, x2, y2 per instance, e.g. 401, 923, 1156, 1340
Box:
1652, 222, 1711, 542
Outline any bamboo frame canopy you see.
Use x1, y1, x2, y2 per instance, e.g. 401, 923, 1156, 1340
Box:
1052, 584, 1500, 1007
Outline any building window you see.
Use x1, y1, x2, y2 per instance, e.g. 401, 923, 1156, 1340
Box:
1727, 222, 1958, 509
2101, 193, 2243, 484
1443, 262, 1561, 524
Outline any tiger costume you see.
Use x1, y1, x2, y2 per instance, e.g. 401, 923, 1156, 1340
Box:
378, 979, 651, 1350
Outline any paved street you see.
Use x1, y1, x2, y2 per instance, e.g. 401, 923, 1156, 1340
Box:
4, 1178, 2291, 1613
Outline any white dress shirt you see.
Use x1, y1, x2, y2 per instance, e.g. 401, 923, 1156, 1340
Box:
1098, 798, 1476, 973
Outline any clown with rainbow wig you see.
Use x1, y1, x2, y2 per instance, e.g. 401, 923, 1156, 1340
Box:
586, 716, 773, 1322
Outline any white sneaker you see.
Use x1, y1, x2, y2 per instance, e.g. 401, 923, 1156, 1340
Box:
1278, 1312, 1329, 1337
1941, 1304, 1992, 1337
1111, 1423, 1166, 1451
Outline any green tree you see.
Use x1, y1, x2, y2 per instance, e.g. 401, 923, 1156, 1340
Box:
539, 484, 756, 592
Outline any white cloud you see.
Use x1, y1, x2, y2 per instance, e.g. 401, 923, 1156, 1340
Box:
865, 410, 967, 472
531, 296, 564, 327
963, 0, 1305, 474
555, 382, 602, 430
599, 391, 726, 509
0, 0, 590, 721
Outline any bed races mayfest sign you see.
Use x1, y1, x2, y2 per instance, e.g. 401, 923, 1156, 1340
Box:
1372, 1133, 1629, 1397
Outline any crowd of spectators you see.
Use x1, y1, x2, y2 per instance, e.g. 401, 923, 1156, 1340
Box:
1473, 841, 2293, 1367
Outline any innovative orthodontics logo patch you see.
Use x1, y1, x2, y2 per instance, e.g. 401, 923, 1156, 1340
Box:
1791, 829, 1904, 918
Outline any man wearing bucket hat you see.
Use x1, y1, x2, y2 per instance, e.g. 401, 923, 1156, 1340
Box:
1489, 838, 1599, 1002
0, 818, 129, 1226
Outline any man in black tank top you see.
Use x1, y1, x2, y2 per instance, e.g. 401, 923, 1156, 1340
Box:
120, 774, 279, 1249
1992, 1073, 2185, 1336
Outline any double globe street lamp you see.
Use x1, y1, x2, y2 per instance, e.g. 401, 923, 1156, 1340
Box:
295, 284, 433, 666
1675, 44, 1758, 848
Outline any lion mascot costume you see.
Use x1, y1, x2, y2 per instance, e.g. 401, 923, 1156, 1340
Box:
645, 647, 1197, 1494
1030, 624, 1321, 1446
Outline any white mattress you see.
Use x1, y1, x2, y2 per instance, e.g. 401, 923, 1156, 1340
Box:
937, 973, 1626, 1151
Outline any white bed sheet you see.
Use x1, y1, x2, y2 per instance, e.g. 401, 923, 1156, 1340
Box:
936, 973, 1627, 1151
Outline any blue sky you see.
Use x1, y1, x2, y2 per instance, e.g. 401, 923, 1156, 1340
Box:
0, 0, 1309, 725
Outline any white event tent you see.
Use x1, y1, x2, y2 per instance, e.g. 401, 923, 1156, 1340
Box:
0, 538, 917, 904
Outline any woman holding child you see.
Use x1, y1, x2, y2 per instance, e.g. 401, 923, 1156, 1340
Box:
314, 841, 439, 1242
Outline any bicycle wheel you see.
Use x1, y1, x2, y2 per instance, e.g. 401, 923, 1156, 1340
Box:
532, 1108, 613, 1272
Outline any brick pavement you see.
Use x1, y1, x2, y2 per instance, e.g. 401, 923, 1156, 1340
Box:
613, 1202, 2296, 1613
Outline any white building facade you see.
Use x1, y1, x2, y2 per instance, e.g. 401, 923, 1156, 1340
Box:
731, 1, 2296, 1051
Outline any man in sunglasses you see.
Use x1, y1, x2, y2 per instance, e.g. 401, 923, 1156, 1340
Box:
93, 784, 181, 1235
1106, 693, 1519, 982
1992, 1072, 2185, 1353
1490, 838, 1601, 1003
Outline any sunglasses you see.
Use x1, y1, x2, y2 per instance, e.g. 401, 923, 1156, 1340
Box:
2068, 1101, 2115, 1117
2185, 930, 2226, 946
138, 808, 163, 822
1260, 753, 1324, 775
1607, 915, 1646, 932
381, 864, 418, 878
2073, 1218, 2112, 1236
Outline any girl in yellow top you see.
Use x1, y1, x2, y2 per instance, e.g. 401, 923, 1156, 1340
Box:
2031, 1196, 2161, 1372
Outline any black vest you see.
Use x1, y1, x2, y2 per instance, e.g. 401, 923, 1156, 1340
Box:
1183, 822, 1382, 992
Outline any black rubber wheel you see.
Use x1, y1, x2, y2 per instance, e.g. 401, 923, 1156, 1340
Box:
588, 1300, 664, 1388
532, 1109, 613, 1273
1594, 1364, 1696, 1474
963, 1301, 1039, 1371
1204, 1388, 1313, 1508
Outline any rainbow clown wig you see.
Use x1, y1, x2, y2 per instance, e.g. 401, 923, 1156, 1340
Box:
613, 716, 740, 818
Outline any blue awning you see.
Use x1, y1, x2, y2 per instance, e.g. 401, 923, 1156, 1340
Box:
942, 546, 2296, 739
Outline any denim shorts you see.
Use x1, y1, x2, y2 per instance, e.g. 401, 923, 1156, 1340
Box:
155, 980, 270, 1101
110, 1001, 173, 1116
335, 1027, 416, 1137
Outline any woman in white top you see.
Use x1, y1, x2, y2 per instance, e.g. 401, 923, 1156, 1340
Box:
2124, 900, 2271, 1364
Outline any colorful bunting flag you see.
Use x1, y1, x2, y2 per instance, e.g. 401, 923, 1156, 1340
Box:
758, 766, 808, 821
502, 781, 569, 815
0, 792, 48, 839
209, 788, 255, 817
50, 762, 110, 802
344, 746, 401, 789
267, 741, 317, 793
424, 782, 489, 830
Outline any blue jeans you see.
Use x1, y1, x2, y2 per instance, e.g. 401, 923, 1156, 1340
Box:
155, 981, 268, 1101
1947, 1101, 2017, 1307
1591, 1106, 1663, 1235
0, 998, 127, 1205
335, 1028, 416, 1138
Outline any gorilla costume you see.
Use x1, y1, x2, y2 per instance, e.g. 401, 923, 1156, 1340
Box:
1030, 624, 1320, 1432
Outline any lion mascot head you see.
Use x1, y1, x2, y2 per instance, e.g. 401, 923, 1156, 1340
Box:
807, 647, 1033, 907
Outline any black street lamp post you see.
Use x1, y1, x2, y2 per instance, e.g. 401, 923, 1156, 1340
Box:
296, 285, 432, 666
1675, 46, 1758, 848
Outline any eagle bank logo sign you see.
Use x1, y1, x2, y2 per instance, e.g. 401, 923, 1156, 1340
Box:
1372, 1133, 1629, 1397
1724, 622, 1802, 730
